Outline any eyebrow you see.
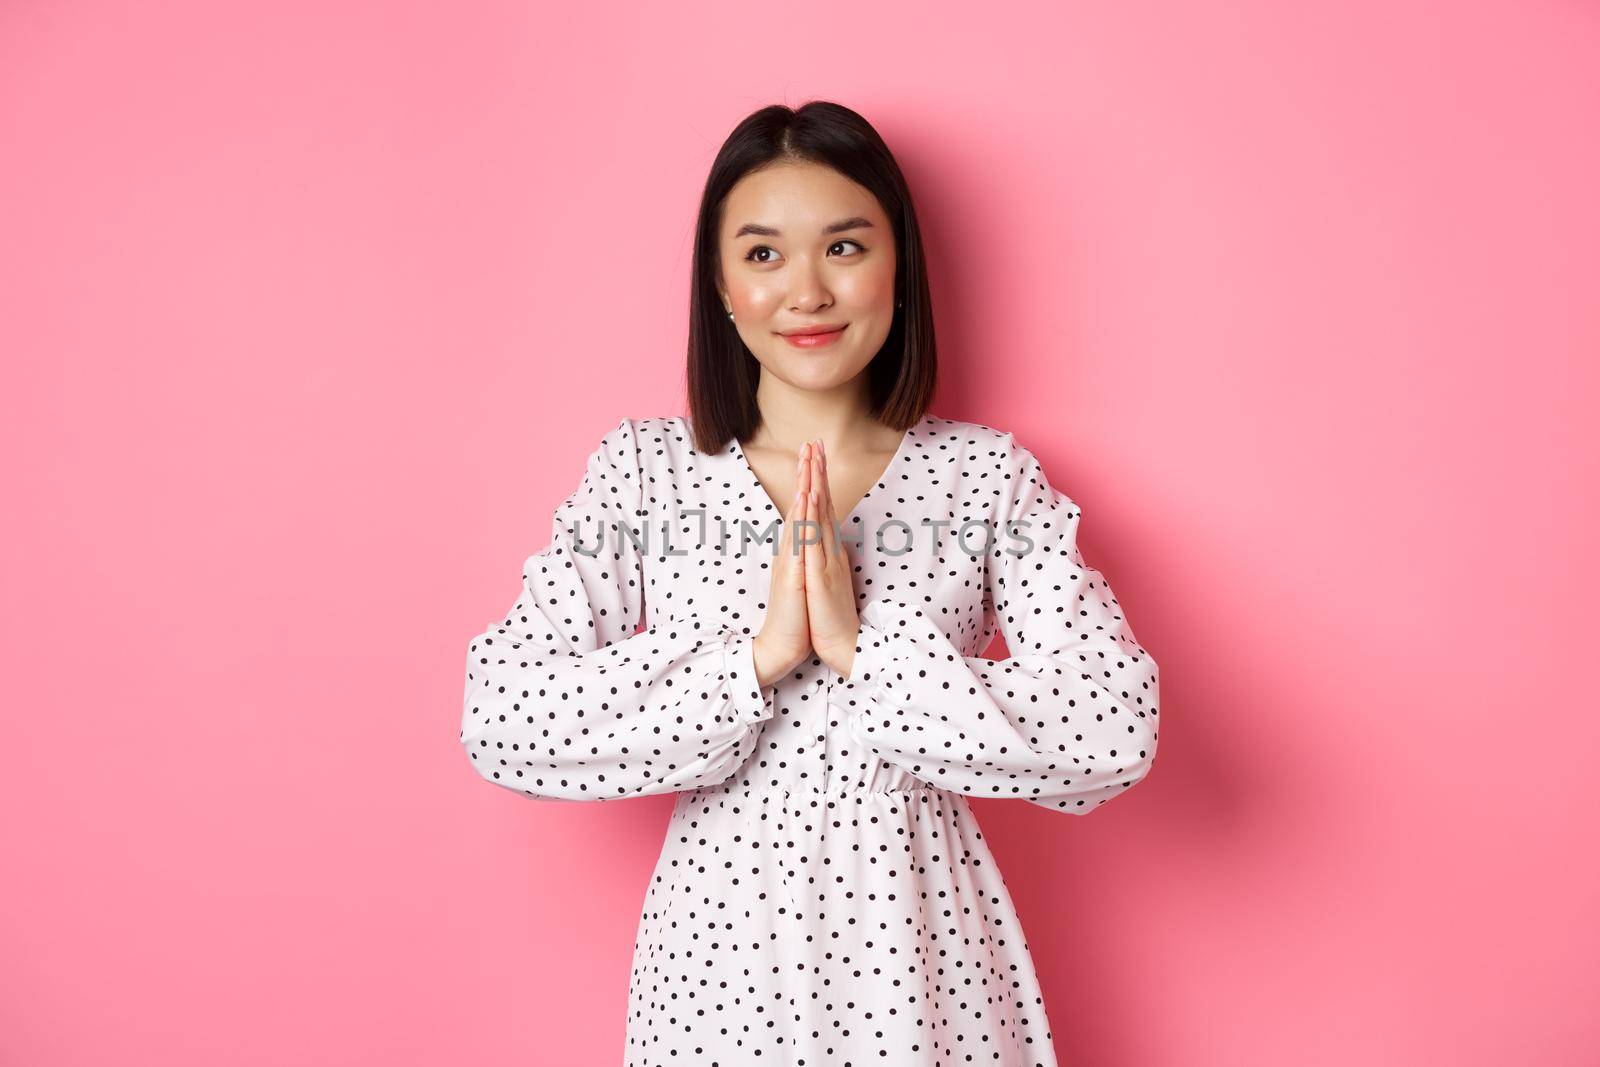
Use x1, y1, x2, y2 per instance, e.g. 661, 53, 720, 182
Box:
732, 216, 876, 239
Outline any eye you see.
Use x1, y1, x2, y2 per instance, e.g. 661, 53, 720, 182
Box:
742, 240, 867, 263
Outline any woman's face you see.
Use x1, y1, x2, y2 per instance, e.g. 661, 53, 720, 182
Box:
716, 160, 898, 396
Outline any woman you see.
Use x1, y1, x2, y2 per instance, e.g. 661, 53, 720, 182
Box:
460, 100, 1160, 1065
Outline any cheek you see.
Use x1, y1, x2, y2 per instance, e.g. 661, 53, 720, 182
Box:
729, 279, 785, 315
837, 266, 896, 309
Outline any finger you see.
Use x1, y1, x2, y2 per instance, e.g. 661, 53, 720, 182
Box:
781, 484, 800, 568
820, 441, 841, 563
803, 479, 822, 577
786, 443, 809, 565
812, 443, 834, 569
823, 460, 841, 561
814, 441, 841, 559
804, 442, 827, 566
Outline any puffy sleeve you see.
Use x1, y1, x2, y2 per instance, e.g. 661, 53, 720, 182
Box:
459, 417, 777, 802
834, 436, 1160, 815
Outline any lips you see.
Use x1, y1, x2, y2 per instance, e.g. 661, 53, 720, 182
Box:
779, 325, 847, 348
778, 323, 848, 336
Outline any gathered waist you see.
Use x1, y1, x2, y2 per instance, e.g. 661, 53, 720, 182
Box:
694, 781, 951, 804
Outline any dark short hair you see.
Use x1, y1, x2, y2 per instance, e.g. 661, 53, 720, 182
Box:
685, 100, 937, 455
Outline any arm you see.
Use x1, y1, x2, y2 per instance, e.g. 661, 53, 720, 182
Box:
459, 418, 776, 801
831, 437, 1160, 814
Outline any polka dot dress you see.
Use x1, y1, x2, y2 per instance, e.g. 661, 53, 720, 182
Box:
461, 413, 1160, 1065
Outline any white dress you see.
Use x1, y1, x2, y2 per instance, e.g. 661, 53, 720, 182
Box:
461, 412, 1160, 1066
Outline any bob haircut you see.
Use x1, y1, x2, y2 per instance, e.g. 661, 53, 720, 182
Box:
685, 100, 937, 456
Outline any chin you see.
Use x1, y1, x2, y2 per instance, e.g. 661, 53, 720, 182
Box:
771, 358, 858, 390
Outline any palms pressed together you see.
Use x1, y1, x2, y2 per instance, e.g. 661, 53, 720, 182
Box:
751, 439, 863, 687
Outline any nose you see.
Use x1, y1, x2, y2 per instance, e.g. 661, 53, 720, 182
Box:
785, 256, 833, 313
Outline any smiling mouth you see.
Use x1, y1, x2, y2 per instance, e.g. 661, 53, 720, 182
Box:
777, 323, 848, 336
779, 325, 847, 348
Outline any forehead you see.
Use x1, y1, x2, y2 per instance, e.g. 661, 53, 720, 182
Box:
721, 161, 883, 234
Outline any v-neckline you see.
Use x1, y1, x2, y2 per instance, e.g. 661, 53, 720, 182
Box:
724, 413, 929, 527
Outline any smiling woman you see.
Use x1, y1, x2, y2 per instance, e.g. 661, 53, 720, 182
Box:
711, 180, 911, 401
685, 105, 937, 453
459, 99, 1161, 1067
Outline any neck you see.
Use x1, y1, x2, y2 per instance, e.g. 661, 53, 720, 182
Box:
750, 378, 884, 453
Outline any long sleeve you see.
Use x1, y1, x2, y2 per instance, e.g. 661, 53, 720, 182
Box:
833, 437, 1160, 814
460, 418, 776, 801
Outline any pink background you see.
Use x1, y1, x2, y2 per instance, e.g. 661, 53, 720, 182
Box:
4, 1, 1597, 1064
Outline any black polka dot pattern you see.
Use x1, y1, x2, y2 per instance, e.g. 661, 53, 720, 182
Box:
461, 413, 1161, 1065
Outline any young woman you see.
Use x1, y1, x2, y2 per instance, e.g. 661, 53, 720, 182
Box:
461, 100, 1161, 1066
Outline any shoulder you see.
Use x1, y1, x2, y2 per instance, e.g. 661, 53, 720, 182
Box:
919, 413, 1029, 466
930, 415, 1076, 511
611, 415, 707, 473
910, 415, 1062, 520
584, 415, 700, 482
587, 415, 690, 454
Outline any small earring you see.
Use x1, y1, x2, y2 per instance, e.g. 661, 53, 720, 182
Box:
726, 309, 734, 320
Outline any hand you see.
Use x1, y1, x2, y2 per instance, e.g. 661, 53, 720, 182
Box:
801, 440, 862, 678
752, 442, 816, 687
